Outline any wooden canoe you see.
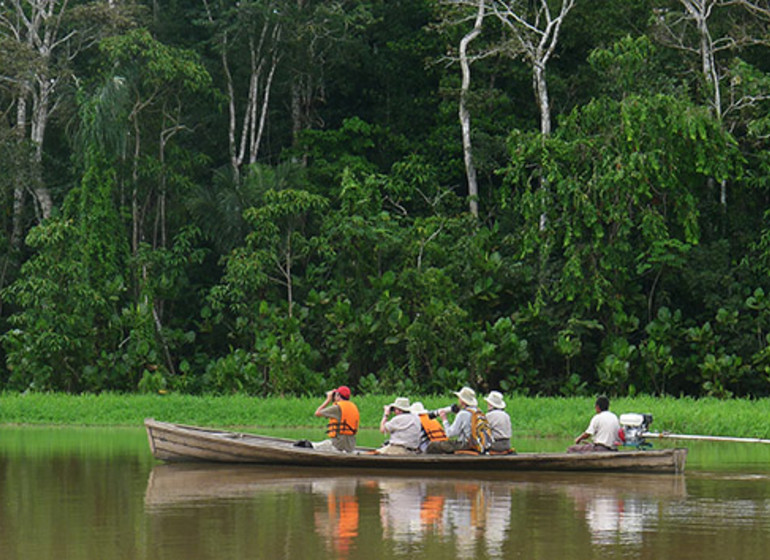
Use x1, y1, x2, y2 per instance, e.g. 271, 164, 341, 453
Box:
144, 418, 688, 474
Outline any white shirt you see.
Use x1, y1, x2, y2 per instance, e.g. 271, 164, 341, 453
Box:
384, 413, 421, 449
586, 410, 621, 448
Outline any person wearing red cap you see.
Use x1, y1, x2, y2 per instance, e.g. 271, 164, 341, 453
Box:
299, 386, 359, 452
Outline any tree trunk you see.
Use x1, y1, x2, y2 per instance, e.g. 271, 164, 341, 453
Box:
11, 93, 28, 250
30, 74, 54, 220
131, 107, 142, 257
533, 62, 551, 137
682, 0, 725, 206
251, 26, 281, 165
222, 32, 240, 183
284, 230, 293, 318
223, 18, 279, 179
458, 0, 485, 218
291, 73, 315, 165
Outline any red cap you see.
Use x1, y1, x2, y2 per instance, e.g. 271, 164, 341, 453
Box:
336, 386, 351, 399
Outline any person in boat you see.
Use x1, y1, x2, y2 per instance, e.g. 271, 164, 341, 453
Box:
298, 385, 359, 452
409, 401, 449, 453
430, 386, 485, 454
377, 397, 421, 455
484, 391, 513, 453
568, 395, 621, 453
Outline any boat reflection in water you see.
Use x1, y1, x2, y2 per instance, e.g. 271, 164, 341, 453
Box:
144, 464, 687, 559
312, 478, 359, 559
374, 479, 512, 558
559, 473, 686, 546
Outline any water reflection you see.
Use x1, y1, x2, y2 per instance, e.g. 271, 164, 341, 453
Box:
312, 479, 359, 559
144, 465, 687, 559
373, 479, 511, 557
7, 427, 770, 560
566, 483, 662, 545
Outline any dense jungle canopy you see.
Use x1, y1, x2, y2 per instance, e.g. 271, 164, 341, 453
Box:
1, 0, 770, 398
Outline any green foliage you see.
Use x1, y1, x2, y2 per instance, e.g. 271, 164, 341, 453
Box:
597, 337, 636, 394
295, 117, 407, 192
502, 77, 745, 394
587, 35, 673, 98
2, 146, 129, 391
99, 28, 211, 94
638, 307, 682, 395
4, 3, 770, 400
469, 317, 532, 393
203, 348, 262, 395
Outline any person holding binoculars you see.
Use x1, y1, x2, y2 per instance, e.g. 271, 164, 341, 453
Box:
376, 397, 421, 455
295, 385, 360, 451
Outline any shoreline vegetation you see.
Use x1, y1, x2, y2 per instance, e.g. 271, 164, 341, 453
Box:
2, 392, 769, 440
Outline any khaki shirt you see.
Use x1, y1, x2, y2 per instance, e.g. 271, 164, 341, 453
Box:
319, 405, 357, 452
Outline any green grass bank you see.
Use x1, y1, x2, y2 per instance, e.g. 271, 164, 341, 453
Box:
2, 392, 770, 439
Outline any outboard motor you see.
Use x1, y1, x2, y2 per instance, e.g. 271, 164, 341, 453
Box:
619, 413, 654, 449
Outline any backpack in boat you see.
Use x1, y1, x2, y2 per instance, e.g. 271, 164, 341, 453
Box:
469, 408, 493, 453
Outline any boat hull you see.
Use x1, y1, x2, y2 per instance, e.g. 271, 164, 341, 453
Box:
144, 419, 687, 474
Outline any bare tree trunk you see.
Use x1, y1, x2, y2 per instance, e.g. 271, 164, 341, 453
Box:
152, 304, 177, 375
131, 103, 142, 258
150, 118, 176, 377
680, 1, 727, 206
11, 94, 28, 250
458, 0, 485, 218
222, 33, 240, 183
679, 1, 722, 116
486, 0, 575, 139
250, 26, 281, 165
533, 62, 551, 137
30, 73, 54, 219
484, 0, 575, 230
222, 18, 279, 179
4, 0, 79, 224
286, 234, 293, 319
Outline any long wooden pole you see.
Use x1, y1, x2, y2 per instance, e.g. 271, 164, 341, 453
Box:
644, 432, 770, 444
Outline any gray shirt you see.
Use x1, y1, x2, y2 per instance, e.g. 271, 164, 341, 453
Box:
487, 409, 512, 441
443, 408, 472, 446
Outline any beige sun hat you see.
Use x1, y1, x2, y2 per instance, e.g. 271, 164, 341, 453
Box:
485, 390, 506, 409
453, 386, 478, 407
410, 401, 428, 415
388, 397, 411, 412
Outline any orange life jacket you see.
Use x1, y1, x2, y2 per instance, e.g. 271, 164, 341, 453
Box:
419, 414, 448, 441
327, 400, 360, 437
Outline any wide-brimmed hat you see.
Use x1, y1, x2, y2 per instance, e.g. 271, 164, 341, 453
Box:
410, 401, 428, 415
388, 397, 411, 412
453, 386, 477, 407
485, 390, 506, 409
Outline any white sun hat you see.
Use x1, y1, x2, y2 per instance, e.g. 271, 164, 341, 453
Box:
453, 386, 478, 407
388, 397, 411, 412
410, 401, 428, 415
485, 390, 506, 409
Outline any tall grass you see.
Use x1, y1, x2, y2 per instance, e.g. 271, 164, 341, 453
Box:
2, 392, 770, 439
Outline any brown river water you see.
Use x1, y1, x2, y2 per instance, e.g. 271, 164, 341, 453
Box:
2, 426, 770, 560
